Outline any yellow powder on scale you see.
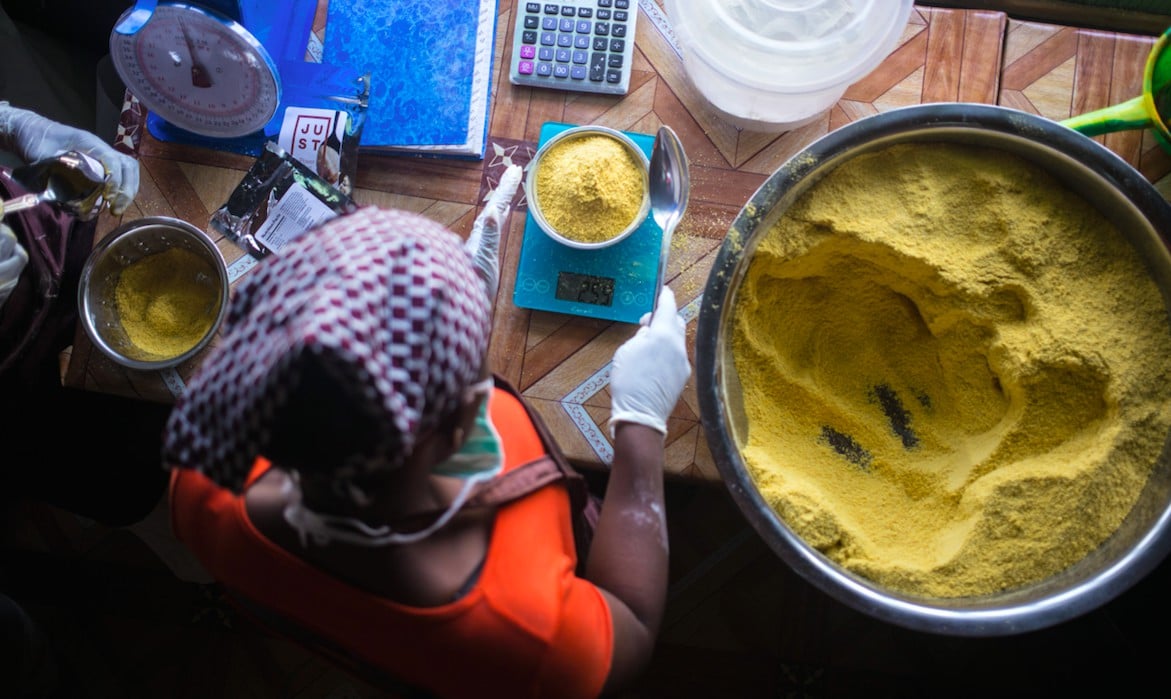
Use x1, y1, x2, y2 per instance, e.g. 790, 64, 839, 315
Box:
535, 134, 644, 244
115, 247, 219, 359
732, 142, 1171, 598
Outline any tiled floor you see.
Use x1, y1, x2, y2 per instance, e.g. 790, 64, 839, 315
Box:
3, 473, 1169, 698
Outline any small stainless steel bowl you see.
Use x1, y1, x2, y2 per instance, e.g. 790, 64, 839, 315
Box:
525, 125, 651, 250
78, 216, 229, 371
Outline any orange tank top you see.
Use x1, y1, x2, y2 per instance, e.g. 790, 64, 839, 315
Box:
169, 386, 613, 698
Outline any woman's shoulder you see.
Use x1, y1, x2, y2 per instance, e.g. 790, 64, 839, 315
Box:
488, 383, 547, 470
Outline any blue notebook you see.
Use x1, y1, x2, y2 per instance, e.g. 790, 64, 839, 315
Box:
322, 0, 498, 159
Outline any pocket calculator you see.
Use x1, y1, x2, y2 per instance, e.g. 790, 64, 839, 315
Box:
509, 1, 638, 96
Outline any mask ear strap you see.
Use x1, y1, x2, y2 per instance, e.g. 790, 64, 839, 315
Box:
377, 474, 482, 545
282, 471, 492, 547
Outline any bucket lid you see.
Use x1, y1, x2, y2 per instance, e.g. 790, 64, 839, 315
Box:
669, 0, 914, 93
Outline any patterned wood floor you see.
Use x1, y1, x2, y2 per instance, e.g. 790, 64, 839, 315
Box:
66, 2, 1171, 486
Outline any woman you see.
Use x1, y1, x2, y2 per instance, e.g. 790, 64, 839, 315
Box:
163, 180, 691, 697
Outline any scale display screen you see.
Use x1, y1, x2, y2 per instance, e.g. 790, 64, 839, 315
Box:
513, 122, 662, 323
556, 272, 615, 306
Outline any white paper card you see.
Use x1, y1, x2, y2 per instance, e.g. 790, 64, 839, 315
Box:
254, 182, 338, 254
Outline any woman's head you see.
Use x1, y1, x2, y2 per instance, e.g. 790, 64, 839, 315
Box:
163, 207, 492, 494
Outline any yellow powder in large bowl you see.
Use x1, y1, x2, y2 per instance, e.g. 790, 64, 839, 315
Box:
731, 142, 1171, 598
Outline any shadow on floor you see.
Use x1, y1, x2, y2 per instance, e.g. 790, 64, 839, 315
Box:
3, 478, 1169, 698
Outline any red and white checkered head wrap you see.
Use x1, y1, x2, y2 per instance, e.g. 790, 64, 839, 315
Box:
162, 207, 492, 493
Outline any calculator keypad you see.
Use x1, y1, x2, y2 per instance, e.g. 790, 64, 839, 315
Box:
510, 1, 636, 95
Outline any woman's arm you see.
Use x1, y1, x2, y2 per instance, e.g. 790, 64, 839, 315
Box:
584, 286, 690, 694
589, 422, 670, 693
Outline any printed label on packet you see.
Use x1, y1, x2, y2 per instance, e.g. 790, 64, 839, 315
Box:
278, 106, 348, 178
254, 181, 338, 255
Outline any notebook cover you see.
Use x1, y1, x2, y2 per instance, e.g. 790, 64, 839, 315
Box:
321, 0, 497, 159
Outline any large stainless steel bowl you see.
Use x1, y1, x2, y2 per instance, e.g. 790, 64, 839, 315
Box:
696, 103, 1171, 636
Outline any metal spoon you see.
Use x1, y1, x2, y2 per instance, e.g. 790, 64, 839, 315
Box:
1, 151, 110, 221
648, 124, 690, 312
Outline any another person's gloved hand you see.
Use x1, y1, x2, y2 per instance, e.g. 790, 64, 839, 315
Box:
465, 163, 522, 296
609, 286, 691, 436
0, 222, 29, 310
0, 102, 139, 215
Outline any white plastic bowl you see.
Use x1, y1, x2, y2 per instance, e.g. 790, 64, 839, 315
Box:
666, 0, 914, 131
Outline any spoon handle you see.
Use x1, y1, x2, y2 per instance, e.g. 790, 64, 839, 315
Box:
0, 193, 45, 218
650, 125, 689, 314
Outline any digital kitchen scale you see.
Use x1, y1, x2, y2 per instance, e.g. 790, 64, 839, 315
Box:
513, 122, 662, 324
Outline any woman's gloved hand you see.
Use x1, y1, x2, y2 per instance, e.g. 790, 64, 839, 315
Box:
0, 222, 29, 310
609, 286, 691, 436
465, 163, 522, 296
0, 102, 139, 215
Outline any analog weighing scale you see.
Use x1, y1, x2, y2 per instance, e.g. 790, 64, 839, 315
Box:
109, 0, 318, 155
513, 122, 664, 324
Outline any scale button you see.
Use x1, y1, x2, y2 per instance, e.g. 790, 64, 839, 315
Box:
517, 276, 552, 294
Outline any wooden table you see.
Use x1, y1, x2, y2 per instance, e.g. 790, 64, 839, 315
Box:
63, 2, 1169, 481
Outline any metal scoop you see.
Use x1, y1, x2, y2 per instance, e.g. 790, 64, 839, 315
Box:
1061, 26, 1171, 153
649, 125, 690, 313
1, 150, 110, 221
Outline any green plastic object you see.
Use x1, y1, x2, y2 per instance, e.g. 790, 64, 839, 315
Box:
1061, 25, 1171, 150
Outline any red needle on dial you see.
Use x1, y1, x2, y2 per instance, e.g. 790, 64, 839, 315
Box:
178, 17, 213, 88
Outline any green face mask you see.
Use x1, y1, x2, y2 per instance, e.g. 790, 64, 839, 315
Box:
283, 379, 505, 548
432, 378, 503, 479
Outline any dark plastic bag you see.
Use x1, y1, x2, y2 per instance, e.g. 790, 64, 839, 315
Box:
209, 141, 358, 261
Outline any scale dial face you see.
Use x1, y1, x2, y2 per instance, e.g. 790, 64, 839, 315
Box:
110, 4, 280, 138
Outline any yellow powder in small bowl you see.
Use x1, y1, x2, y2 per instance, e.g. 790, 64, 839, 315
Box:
114, 247, 220, 360
532, 131, 647, 246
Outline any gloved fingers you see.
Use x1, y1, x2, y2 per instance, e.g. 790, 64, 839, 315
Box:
466, 164, 522, 250
649, 286, 680, 328
607, 286, 692, 437
491, 163, 523, 214
637, 286, 678, 327
1, 104, 139, 215
0, 222, 26, 262
105, 151, 140, 215
71, 132, 139, 215
1, 223, 30, 308
469, 164, 522, 228
466, 164, 522, 296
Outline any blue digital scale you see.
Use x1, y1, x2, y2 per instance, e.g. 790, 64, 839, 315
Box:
513, 122, 663, 324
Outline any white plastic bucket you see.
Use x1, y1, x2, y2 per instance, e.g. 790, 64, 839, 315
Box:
666, 0, 914, 131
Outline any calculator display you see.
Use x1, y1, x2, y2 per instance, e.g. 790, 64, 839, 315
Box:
556, 271, 615, 306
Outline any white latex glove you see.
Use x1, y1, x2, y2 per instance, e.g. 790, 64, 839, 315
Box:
609, 286, 691, 436
0, 102, 139, 215
465, 163, 522, 296
0, 222, 29, 311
